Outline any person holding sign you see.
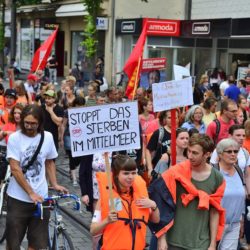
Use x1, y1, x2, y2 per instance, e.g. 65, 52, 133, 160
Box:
90, 154, 160, 250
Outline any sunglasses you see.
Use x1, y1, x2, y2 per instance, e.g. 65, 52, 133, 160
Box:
223, 150, 239, 154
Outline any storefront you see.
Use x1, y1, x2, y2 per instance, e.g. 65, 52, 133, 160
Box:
181, 18, 250, 80
115, 18, 182, 81
181, 19, 231, 79
116, 17, 250, 83
16, 2, 106, 77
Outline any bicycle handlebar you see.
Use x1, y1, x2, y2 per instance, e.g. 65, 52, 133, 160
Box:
34, 193, 81, 219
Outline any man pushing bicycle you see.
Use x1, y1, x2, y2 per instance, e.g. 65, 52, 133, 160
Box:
6, 104, 68, 250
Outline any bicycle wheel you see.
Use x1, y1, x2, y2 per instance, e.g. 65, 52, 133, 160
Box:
54, 229, 74, 250
0, 184, 8, 243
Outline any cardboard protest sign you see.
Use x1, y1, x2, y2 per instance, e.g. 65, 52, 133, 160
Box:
68, 101, 140, 157
152, 77, 193, 112
173, 64, 190, 80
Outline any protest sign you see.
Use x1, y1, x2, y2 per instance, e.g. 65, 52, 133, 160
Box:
68, 101, 140, 157
237, 67, 249, 81
152, 77, 193, 112
173, 64, 190, 80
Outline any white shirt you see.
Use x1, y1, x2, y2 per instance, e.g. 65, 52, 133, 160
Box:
210, 147, 250, 172
7, 131, 58, 202
219, 81, 229, 92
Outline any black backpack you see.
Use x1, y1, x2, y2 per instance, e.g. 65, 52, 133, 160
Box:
211, 163, 245, 186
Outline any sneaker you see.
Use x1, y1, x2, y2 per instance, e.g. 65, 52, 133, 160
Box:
73, 180, 78, 187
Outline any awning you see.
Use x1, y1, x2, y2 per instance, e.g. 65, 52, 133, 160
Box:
55, 3, 88, 17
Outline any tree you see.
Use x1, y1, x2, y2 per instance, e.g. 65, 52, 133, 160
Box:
81, 0, 103, 58
81, 0, 148, 59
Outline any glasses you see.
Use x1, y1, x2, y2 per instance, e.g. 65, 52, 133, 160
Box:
24, 121, 39, 128
223, 150, 239, 154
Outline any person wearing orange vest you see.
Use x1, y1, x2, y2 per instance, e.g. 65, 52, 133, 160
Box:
149, 134, 225, 250
0, 89, 17, 128
90, 154, 160, 250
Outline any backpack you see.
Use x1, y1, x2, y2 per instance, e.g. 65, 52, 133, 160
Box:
212, 163, 245, 186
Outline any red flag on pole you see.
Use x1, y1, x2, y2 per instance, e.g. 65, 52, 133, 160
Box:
31, 27, 58, 72
124, 23, 147, 99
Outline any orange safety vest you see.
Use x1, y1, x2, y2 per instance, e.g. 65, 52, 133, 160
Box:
0, 96, 4, 109
0, 108, 9, 127
156, 160, 225, 241
96, 173, 150, 250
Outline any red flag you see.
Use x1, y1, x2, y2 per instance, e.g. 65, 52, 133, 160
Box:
124, 23, 147, 99
31, 28, 58, 72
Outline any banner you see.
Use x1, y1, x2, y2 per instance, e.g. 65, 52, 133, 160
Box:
124, 23, 147, 99
141, 58, 166, 71
31, 27, 58, 72
140, 58, 167, 89
68, 102, 140, 157
152, 77, 193, 112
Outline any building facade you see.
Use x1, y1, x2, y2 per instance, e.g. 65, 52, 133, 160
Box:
14, 0, 107, 78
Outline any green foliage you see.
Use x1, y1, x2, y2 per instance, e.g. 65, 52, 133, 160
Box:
81, 0, 103, 59
82, 0, 103, 17
81, 0, 148, 58
81, 15, 98, 58
16, 0, 42, 6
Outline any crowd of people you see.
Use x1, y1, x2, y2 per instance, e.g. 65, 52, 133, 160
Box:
0, 62, 250, 250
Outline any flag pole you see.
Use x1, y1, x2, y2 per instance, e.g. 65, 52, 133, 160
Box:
132, 56, 142, 100
34, 59, 44, 74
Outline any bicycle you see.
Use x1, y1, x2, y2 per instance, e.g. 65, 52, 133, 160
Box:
35, 193, 81, 250
0, 164, 11, 243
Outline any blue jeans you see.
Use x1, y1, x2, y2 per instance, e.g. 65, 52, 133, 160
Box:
149, 235, 157, 250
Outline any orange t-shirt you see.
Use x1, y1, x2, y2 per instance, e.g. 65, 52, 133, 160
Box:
243, 138, 250, 153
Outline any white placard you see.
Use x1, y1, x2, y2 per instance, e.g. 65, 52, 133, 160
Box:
173, 64, 190, 80
152, 77, 193, 112
68, 101, 140, 157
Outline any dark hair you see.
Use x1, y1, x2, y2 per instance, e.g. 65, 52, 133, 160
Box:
112, 154, 137, 195
176, 128, 189, 157
188, 128, 199, 137
189, 134, 214, 154
147, 69, 160, 82
176, 127, 188, 138
20, 104, 44, 133
239, 79, 247, 88
159, 110, 170, 126
8, 103, 24, 123
203, 97, 217, 110
0, 83, 4, 92
228, 124, 244, 135
72, 96, 85, 107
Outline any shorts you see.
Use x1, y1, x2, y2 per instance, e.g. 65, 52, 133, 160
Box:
6, 196, 50, 250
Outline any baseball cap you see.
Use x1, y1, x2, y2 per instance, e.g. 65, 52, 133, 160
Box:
27, 74, 37, 82
4, 89, 17, 99
44, 89, 56, 98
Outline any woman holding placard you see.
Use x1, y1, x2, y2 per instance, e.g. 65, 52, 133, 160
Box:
90, 154, 160, 250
